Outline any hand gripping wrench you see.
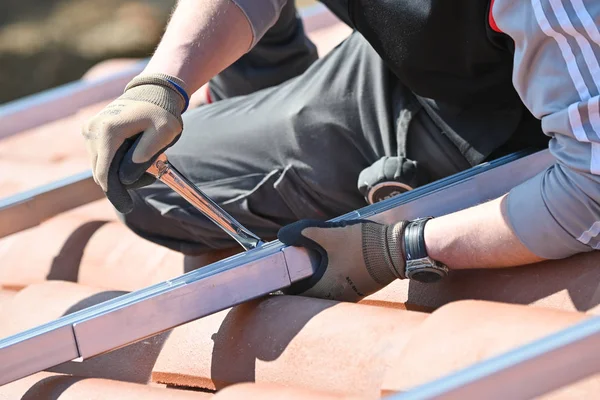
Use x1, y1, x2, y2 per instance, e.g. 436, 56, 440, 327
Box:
146, 154, 264, 250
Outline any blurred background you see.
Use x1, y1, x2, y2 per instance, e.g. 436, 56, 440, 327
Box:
0, 0, 316, 105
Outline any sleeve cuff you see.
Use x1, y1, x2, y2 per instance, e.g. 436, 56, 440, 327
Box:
506, 170, 591, 259
231, 0, 285, 48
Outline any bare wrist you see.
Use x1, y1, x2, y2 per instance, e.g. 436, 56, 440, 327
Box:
423, 217, 452, 269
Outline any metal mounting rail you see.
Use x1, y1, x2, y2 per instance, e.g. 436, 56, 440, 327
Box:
0, 241, 319, 385
0, 149, 553, 385
0, 171, 101, 239
388, 314, 600, 400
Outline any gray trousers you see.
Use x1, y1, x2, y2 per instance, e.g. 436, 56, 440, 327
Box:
121, 2, 471, 254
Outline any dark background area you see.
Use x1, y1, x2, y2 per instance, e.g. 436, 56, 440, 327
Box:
0, 0, 176, 104
0, 0, 317, 105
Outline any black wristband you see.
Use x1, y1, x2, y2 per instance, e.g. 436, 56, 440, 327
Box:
404, 218, 431, 261
403, 217, 449, 283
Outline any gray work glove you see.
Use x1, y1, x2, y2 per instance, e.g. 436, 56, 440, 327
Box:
82, 73, 188, 214
277, 219, 407, 302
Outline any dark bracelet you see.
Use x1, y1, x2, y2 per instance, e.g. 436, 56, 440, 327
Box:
403, 217, 449, 283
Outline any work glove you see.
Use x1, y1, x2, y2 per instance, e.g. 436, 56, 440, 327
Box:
277, 219, 407, 302
82, 73, 188, 214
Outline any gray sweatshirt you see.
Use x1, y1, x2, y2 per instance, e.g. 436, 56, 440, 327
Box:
233, 0, 600, 260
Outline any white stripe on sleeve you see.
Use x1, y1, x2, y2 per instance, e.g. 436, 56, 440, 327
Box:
532, 0, 600, 244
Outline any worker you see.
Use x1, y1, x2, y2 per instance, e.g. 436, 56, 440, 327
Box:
82, 0, 600, 301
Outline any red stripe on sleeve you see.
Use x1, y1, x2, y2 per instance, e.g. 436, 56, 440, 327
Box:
205, 84, 212, 104
489, 0, 502, 33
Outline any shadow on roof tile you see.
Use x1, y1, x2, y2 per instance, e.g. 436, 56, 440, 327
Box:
46, 220, 109, 282
362, 250, 600, 314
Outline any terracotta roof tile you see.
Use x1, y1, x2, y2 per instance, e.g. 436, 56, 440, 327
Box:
213, 382, 367, 399
0, 110, 92, 197
0, 289, 16, 313
0, 202, 116, 290
381, 300, 591, 394
151, 296, 425, 396
0, 372, 211, 400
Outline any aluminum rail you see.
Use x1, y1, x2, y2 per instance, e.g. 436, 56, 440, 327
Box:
388, 315, 600, 400
0, 150, 552, 385
0, 241, 319, 386
0, 171, 101, 239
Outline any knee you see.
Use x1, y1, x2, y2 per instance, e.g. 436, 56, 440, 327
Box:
117, 187, 209, 255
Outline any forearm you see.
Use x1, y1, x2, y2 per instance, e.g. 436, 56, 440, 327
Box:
424, 195, 545, 270
144, 0, 253, 93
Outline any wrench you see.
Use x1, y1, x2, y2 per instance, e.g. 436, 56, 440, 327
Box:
146, 154, 264, 250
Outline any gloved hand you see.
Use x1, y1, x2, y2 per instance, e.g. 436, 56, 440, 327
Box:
82, 73, 189, 214
277, 219, 407, 302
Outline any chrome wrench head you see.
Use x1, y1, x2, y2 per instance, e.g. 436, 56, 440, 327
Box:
146, 154, 264, 250
146, 153, 170, 179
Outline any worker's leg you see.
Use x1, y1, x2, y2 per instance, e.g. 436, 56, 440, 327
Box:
208, 0, 318, 100
121, 33, 468, 254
